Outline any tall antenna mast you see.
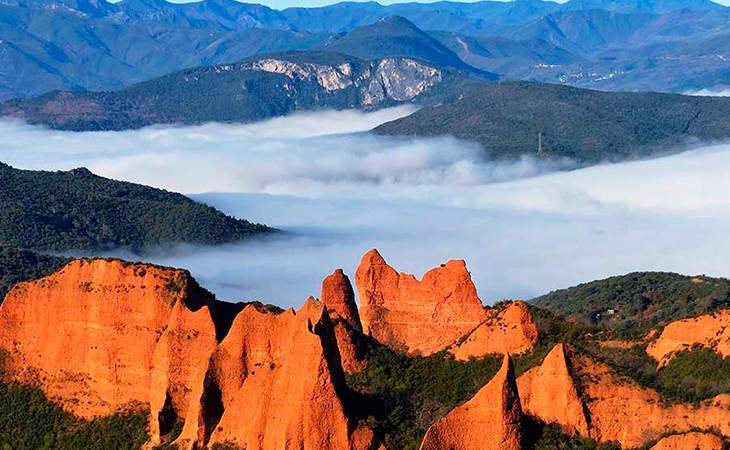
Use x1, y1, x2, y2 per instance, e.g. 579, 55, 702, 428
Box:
537, 132, 543, 155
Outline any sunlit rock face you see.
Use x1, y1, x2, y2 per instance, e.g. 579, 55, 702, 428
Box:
450, 300, 539, 360
647, 309, 730, 366
0, 259, 213, 422
419, 354, 525, 450
355, 249, 538, 358
176, 298, 378, 450
649, 432, 723, 450
517, 343, 730, 448
355, 248, 490, 356
363, 58, 443, 105
0, 260, 379, 450
321, 269, 366, 374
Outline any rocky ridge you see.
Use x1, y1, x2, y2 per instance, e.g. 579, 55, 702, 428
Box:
647, 309, 730, 366
2, 52, 484, 131
0, 259, 379, 450
3, 251, 730, 450
419, 354, 524, 450
517, 343, 730, 448
355, 249, 538, 357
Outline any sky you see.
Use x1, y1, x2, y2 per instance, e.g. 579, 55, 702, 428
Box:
4, 106, 730, 309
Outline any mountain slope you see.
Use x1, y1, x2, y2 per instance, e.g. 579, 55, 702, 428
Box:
282, 0, 561, 35
1, 51, 490, 131
0, 162, 272, 252
2, 0, 730, 100
559, 0, 726, 14
374, 81, 730, 163
324, 16, 495, 76
497, 9, 655, 56
430, 32, 583, 74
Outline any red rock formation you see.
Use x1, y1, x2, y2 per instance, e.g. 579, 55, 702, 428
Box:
176, 297, 377, 450
331, 318, 366, 374
321, 269, 366, 373
149, 301, 219, 444
419, 354, 524, 450
322, 269, 361, 331
649, 432, 723, 450
517, 343, 730, 448
0, 260, 378, 450
647, 310, 730, 366
451, 301, 538, 360
516, 344, 590, 436
0, 259, 212, 421
356, 249, 489, 355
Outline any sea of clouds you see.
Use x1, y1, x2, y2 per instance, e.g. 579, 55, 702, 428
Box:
3, 107, 730, 307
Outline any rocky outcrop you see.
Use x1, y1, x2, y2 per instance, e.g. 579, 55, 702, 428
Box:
362, 58, 442, 105
649, 432, 724, 450
0, 260, 378, 450
0, 259, 213, 421
240, 57, 443, 105
322, 269, 361, 331
517, 343, 730, 448
647, 310, 730, 365
450, 301, 539, 360
356, 249, 489, 356
419, 354, 524, 450
321, 269, 365, 374
516, 344, 590, 436
241, 59, 356, 92
175, 297, 377, 450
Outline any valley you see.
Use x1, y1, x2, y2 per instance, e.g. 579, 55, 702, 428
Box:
2, 0, 730, 449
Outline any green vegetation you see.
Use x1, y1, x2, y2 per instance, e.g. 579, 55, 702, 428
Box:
374, 81, 730, 163
2, 52, 486, 132
530, 423, 620, 450
580, 340, 730, 406
657, 346, 730, 403
347, 305, 596, 450
0, 245, 69, 303
0, 350, 149, 450
0, 381, 148, 450
347, 344, 503, 450
0, 163, 272, 252
533, 272, 730, 336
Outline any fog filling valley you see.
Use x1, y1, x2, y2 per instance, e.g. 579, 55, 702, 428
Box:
4, 108, 730, 307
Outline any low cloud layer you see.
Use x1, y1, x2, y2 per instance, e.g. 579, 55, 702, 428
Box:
684, 88, 730, 97
0, 107, 570, 198
3, 110, 730, 307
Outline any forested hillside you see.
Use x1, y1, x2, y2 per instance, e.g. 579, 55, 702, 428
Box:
374, 81, 730, 163
0, 163, 272, 252
532, 271, 730, 334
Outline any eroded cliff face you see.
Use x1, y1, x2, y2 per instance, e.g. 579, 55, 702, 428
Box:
356, 249, 489, 356
517, 344, 590, 437
322, 269, 362, 331
321, 269, 365, 374
450, 301, 539, 360
517, 343, 730, 448
0, 259, 213, 420
419, 354, 524, 450
175, 297, 376, 450
649, 432, 724, 450
238, 56, 443, 107
647, 310, 730, 365
355, 249, 538, 357
0, 260, 378, 450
